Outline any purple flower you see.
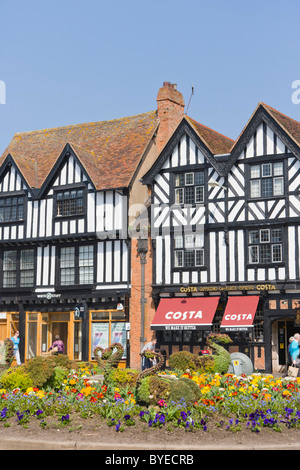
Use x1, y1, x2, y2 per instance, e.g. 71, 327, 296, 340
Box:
115, 420, 121, 432
0, 408, 7, 419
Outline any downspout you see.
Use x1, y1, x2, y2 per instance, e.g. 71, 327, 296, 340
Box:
137, 237, 148, 364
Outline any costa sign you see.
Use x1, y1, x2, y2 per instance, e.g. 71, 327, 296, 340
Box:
224, 313, 253, 322
220, 296, 260, 331
165, 310, 203, 321
151, 297, 220, 330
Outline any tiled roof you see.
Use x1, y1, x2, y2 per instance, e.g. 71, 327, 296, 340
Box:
0, 111, 159, 190
260, 102, 300, 148
185, 115, 235, 154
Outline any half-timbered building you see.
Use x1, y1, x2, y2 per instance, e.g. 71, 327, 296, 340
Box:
143, 102, 300, 374
0, 110, 159, 364
0, 81, 187, 367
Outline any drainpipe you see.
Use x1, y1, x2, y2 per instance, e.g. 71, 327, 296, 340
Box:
137, 238, 148, 364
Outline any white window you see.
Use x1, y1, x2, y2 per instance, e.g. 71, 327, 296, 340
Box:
174, 233, 204, 268
250, 162, 284, 198
273, 177, 284, 196
248, 228, 283, 264
250, 180, 261, 198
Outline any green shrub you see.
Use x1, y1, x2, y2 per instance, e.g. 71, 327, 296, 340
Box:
168, 379, 197, 404
45, 366, 68, 390
51, 355, 73, 370
168, 351, 196, 371
108, 368, 139, 387
0, 367, 33, 392
178, 377, 201, 401
136, 377, 151, 405
24, 356, 56, 388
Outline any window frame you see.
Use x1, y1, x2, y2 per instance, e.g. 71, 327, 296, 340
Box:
59, 244, 95, 287
54, 185, 86, 218
173, 170, 205, 206
173, 232, 205, 270
248, 227, 284, 266
0, 194, 26, 224
2, 248, 35, 288
249, 161, 284, 199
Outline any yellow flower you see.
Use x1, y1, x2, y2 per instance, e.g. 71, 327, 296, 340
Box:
263, 394, 271, 401
69, 379, 76, 385
0, 389, 6, 394
80, 386, 93, 396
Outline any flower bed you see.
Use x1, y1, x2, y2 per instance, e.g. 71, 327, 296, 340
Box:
1, 364, 300, 436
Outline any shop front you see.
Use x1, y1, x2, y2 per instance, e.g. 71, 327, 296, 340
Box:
151, 296, 221, 359
0, 291, 129, 365
152, 290, 266, 370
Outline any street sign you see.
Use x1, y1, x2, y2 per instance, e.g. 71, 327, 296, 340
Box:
74, 302, 86, 319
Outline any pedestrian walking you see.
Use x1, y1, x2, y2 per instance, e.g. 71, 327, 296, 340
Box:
11, 330, 21, 366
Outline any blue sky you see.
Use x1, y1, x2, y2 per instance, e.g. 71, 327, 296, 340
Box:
0, 0, 300, 154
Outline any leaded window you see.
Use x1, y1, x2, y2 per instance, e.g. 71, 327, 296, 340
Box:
174, 171, 204, 205
56, 189, 84, 216
248, 228, 283, 264
174, 233, 204, 268
250, 162, 284, 198
0, 196, 24, 222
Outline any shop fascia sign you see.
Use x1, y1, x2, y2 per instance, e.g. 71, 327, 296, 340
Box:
179, 283, 277, 294
36, 292, 62, 299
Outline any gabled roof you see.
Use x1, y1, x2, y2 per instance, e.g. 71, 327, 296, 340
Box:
0, 153, 35, 191
142, 115, 235, 184
260, 102, 300, 148
225, 102, 300, 172
185, 116, 234, 155
0, 111, 159, 190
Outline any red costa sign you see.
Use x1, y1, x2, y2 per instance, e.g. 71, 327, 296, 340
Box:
220, 296, 260, 331
151, 297, 220, 330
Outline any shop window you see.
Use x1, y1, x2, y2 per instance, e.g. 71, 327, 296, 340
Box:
253, 308, 264, 342
91, 310, 126, 361
74, 321, 82, 360
27, 314, 38, 359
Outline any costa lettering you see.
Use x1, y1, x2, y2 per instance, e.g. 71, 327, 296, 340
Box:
165, 310, 203, 321
224, 313, 252, 321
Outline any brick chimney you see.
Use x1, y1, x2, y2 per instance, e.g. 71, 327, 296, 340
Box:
156, 82, 185, 153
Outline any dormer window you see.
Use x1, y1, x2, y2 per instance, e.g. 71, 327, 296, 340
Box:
0, 196, 24, 222
56, 189, 84, 216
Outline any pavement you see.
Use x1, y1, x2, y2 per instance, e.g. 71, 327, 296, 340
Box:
1, 436, 300, 450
